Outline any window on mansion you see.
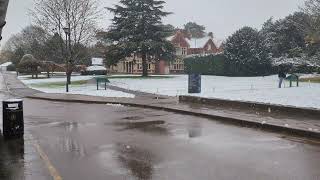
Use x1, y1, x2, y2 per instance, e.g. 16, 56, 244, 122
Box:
182, 47, 187, 55
176, 47, 182, 55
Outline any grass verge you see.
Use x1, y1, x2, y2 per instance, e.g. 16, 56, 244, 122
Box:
106, 75, 174, 79
300, 77, 320, 83
31, 80, 88, 88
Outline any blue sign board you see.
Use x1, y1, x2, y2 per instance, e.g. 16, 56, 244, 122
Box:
188, 74, 201, 93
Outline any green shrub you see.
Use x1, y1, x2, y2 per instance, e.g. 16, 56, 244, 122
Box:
184, 54, 227, 75
7, 64, 16, 71
224, 27, 272, 76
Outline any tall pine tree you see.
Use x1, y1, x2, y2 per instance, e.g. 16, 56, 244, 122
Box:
106, 0, 175, 76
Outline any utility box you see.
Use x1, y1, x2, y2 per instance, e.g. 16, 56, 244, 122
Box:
3, 99, 24, 139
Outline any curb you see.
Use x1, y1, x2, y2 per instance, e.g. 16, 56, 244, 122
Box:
179, 96, 320, 118
27, 94, 320, 140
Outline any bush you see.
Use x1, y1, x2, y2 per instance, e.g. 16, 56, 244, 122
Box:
184, 54, 226, 75
7, 64, 16, 71
18, 54, 41, 78
224, 27, 272, 76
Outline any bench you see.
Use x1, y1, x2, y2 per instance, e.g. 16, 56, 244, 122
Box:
95, 77, 110, 90
286, 74, 299, 87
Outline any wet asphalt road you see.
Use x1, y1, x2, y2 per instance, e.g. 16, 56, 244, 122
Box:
14, 100, 320, 180
0, 77, 320, 179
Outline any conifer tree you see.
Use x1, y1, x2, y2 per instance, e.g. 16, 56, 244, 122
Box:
106, 0, 175, 76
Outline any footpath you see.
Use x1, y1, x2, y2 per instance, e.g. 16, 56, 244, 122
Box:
3, 72, 320, 139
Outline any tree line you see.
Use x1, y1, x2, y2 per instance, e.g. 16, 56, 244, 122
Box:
2, 0, 319, 78
220, 0, 320, 76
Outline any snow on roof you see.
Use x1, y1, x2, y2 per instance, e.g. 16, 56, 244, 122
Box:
86, 65, 106, 71
166, 35, 175, 41
92, 57, 103, 66
0, 62, 12, 67
187, 37, 212, 48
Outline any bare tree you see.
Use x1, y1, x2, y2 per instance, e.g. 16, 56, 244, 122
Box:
3, 25, 50, 52
31, 0, 101, 84
301, 0, 320, 44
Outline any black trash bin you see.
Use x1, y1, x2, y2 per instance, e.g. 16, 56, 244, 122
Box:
2, 99, 24, 139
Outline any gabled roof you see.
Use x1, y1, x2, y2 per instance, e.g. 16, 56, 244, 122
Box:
187, 37, 213, 49
169, 31, 190, 48
0, 62, 12, 67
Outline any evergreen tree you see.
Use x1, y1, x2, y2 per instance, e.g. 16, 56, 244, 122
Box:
43, 33, 64, 64
302, 0, 320, 66
224, 27, 272, 76
184, 22, 206, 39
106, 0, 175, 76
260, 13, 308, 58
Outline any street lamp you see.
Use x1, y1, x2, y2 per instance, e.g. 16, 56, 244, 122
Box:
63, 27, 70, 92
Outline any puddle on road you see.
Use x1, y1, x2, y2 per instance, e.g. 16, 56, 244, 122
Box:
116, 144, 155, 180
122, 116, 144, 121
111, 120, 169, 135
55, 135, 87, 158
96, 143, 158, 180
28, 121, 98, 130
0, 137, 24, 180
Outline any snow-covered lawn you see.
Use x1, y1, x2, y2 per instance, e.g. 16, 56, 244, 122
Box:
18, 74, 320, 109
19, 75, 135, 98
109, 75, 320, 109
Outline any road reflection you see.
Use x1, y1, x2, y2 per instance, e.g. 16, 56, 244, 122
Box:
113, 118, 169, 135
0, 135, 25, 180
57, 122, 87, 158
116, 144, 155, 180
188, 121, 203, 138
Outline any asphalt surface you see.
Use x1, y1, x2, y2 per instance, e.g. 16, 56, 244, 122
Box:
0, 74, 320, 180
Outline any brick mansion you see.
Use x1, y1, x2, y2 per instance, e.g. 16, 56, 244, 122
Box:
108, 31, 224, 74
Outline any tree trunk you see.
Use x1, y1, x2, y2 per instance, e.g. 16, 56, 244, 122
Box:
142, 53, 148, 77
67, 71, 72, 84
35, 68, 38, 79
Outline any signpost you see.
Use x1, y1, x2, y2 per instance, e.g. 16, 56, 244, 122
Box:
188, 74, 201, 93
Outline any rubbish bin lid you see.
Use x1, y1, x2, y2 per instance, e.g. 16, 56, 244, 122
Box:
3, 99, 23, 102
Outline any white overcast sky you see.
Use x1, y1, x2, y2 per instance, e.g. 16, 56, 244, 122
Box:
1, 0, 305, 47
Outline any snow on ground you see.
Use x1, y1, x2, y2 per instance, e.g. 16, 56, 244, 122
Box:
18, 74, 320, 109
19, 75, 135, 98
30, 85, 135, 98
300, 73, 320, 79
109, 75, 320, 109
18, 75, 94, 84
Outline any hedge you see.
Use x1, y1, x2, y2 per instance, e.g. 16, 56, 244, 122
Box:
184, 54, 227, 75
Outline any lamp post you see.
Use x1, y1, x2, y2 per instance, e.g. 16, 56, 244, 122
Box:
63, 27, 70, 92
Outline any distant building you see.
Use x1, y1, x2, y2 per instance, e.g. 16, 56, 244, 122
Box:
0, 62, 12, 71
91, 57, 104, 66
108, 31, 223, 74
